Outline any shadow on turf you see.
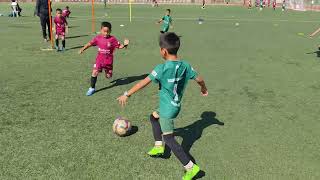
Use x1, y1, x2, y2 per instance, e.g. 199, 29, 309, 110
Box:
306, 51, 320, 57
66, 34, 89, 39
95, 74, 149, 93
66, 45, 83, 51
160, 111, 224, 179
123, 126, 138, 137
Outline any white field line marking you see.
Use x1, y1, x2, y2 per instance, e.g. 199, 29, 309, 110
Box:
8, 16, 319, 26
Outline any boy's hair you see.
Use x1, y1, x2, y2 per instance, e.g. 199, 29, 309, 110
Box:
66, 6, 69, 9
159, 32, 180, 55
101, 21, 112, 30
166, 9, 171, 13
56, 8, 62, 13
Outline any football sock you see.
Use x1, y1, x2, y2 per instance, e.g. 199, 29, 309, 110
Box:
62, 40, 65, 48
55, 39, 59, 47
90, 76, 97, 88
155, 141, 163, 146
163, 134, 190, 166
184, 161, 194, 170
150, 114, 162, 142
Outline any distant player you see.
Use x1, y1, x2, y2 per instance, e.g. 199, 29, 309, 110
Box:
104, 0, 107, 8
53, 8, 68, 52
260, 0, 263, 10
248, 0, 252, 9
117, 32, 208, 180
282, 0, 286, 11
157, 9, 172, 33
152, 0, 159, 7
202, 0, 205, 9
79, 22, 129, 96
62, 6, 71, 18
272, 0, 276, 10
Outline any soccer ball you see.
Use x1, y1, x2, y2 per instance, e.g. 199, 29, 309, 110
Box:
113, 117, 132, 136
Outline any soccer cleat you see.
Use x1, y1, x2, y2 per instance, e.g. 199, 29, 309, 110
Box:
60, 47, 65, 52
147, 146, 164, 156
182, 164, 200, 180
86, 88, 95, 96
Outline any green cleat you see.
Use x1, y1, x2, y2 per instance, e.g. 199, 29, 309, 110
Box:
147, 146, 164, 156
182, 164, 200, 180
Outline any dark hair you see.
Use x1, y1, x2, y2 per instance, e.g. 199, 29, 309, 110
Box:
166, 9, 171, 13
56, 8, 62, 12
66, 6, 69, 9
101, 21, 112, 30
159, 32, 180, 55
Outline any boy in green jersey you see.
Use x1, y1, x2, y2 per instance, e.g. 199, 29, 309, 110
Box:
158, 9, 173, 33
117, 32, 208, 180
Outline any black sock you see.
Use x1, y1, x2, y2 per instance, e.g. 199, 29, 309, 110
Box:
62, 40, 65, 48
163, 134, 190, 166
90, 76, 97, 88
55, 39, 59, 47
150, 114, 162, 141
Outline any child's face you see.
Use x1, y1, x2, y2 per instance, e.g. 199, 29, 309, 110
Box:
100, 26, 110, 36
56, 11, 62, 17
166, 10, 170, 16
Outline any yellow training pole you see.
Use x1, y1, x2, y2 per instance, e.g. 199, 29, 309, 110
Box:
91, 0, 95, 33
47, 0, 54, 48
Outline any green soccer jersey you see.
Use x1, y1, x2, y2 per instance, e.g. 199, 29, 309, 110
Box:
148, 60, 198, 119
161, 15, 172, 32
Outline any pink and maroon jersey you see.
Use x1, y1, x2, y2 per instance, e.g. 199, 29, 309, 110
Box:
54, 16, 67, 33
90, 35, 121, 65
62, 9, 71, 18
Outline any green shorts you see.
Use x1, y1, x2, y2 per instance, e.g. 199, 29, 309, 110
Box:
156, 107, 180, 133
161, 27, 169, 33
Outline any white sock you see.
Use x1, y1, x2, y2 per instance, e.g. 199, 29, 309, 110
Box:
184, 161, 194, 170
155, 141, 163, 146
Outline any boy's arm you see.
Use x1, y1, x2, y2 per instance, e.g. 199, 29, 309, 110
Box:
65, 21, 68, 34
157, 18, 163, 24
195, 76, 208, 96
118, 39, 129, 49
310, 27, 320, 37
117, 77, 152, 106
78, 42, 92, 54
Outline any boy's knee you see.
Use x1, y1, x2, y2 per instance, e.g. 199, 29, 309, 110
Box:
92, 70, 99, 77
152, 111, 160, 119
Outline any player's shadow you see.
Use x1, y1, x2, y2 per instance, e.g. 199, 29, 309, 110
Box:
123, 126, 138, 137
162, 111, 224, 179
66, 45, 83, 51
66, 34, 89, 39
95, 74, 148, 93
68, 26, 79, 29
306, 49, 320, 58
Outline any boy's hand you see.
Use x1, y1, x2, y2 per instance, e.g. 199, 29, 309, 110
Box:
124, 39, 129, 46
117, 95, 128, 107
201, 87, 208, 96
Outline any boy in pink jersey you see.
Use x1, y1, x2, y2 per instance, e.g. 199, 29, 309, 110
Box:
62, 6, 71, 18
79, 22, 129, 96
53, 8, 68, 52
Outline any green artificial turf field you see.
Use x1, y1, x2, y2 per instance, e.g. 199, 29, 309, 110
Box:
1, 3, 320, 179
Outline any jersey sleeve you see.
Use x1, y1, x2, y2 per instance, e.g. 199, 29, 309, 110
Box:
162, 16, 165, 20
89, 36, 98, 46
148, 64, 163, 83
187, 65, 198, 80
113, 37, 121, 49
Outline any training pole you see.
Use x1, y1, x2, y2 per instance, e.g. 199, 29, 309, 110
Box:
91, 0, 95, 33
48, 0, 54, 48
